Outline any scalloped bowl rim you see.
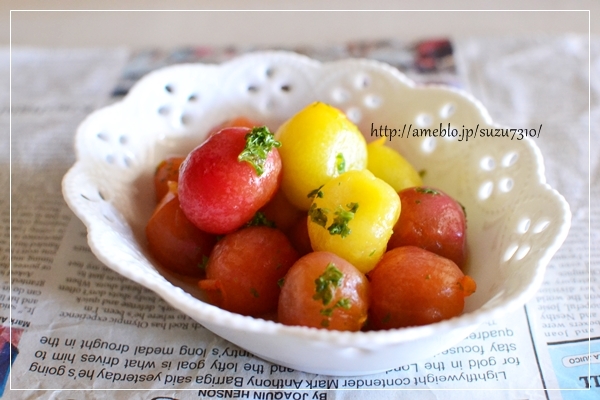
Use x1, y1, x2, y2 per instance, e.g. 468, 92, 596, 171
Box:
62, 50, 572, 368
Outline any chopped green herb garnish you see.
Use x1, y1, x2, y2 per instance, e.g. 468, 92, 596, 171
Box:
308, 203, 328, 227
313, 263, 344, 306
238, 126, 281, 176
307, 185, 324, 199
335, 298, 351, 309
198, 255, 210, 270
246, 211, 276, 228
320, 308, 334, 317
382, 313, 391, 324
458, 201, 467, 218
415, 187, 439, 195
320, 298, 352, 317
336, 153, 346, 174
327, 202, 359, 238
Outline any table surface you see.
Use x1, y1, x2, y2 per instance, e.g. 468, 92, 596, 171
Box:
1, 0, 598, 49
2, 2, 599, 398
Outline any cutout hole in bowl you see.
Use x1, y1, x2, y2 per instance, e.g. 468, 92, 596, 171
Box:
415, 113, 433, 127
421, 137, 436, 153
158, 106, 170, 116
499, 177, 514, 192
355, 74, 371, 89
518, 218, 531, 234
480, 156, 496, 171
439, 102, 456, 118
331, 87, 350, 103
514, 244, 531, 260
346, 107, 362, 123
533, 219, 550, 233
502, 152, 519, 167
503, 243, 519, 261
478, 181, 493, 200
181, 113, 192, 126
364, 94, 382, 108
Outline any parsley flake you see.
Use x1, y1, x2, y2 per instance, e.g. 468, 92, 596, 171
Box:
313, 263, 344, 306
415, 187, 439, 195
238, 126, 281, 176
335, 298, 351, 309
320, 308, 334, 317
307, 185, 324, 199
327, 202, 359, 238
198, 255, 210, 270
320, 298, 351, 317
308, 203, 328, 227
458, 201, 467, 218
246, 211, 276, 228
336, 153, 346, 174
382, 313, 392, 324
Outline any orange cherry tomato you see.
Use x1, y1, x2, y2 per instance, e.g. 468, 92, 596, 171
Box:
153, 157, 185, 202
198, 226, 299, 317
287, 214, 313, 257
145, 182, 218, 277
260, 188, 305, 234
278, 251, 369, 331
367, 246, 476, 330
388, 186, 467, 268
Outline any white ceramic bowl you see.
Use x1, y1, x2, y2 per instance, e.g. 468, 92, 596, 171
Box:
62, 51, 571, 376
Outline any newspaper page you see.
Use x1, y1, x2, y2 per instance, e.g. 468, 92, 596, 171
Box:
456, 35, 600, 400
2, 37, 597, 399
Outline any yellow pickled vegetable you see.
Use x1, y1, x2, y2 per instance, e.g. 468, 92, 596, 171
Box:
367, 138, 422, 192
307, 169, 400, 273
276, 102, 368, 210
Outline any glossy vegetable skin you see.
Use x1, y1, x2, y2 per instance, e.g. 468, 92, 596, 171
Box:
260, 188, 305, 234
154, 156, 185, 202
198, 226, 299, 317
388, 186, 467, 268
207, 116, 261, 137
307, 169, 400, 274
276, 102, 368, 210
367, 138, 422, 192
367, 246, 476, 330
278, 251, 369, 331
178, 126, 282, 235
145, 182, 217, 277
